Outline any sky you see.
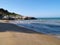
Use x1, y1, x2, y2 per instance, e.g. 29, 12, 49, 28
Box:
0, 0, 60, 17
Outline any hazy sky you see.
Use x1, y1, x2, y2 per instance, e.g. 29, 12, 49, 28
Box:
0, 0, 60, 17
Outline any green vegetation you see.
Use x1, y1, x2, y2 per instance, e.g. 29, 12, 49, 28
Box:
0, 8, 36, 20
0, 8, 22, 17
0, 8, 23, 20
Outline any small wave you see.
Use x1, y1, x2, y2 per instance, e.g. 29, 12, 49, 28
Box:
9, 20, 60, 35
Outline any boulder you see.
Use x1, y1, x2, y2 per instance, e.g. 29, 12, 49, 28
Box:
23, 17, 36, 20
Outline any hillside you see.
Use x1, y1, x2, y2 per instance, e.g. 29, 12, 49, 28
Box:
0, 8, 36, 20
0, 8, 22, 16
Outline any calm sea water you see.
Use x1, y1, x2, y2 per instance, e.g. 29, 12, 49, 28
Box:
9, 18, 60, 35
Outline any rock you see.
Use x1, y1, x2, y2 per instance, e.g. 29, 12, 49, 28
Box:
22, 16, 36, 20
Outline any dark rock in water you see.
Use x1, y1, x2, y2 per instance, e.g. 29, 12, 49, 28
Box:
24, 17, 37, 20
29, 17, 37, 19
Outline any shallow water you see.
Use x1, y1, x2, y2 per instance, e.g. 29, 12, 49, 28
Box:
9, 20, 60, 35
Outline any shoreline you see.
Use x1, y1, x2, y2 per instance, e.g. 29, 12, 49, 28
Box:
0, 20, 60, 45
8, 20, 60, 39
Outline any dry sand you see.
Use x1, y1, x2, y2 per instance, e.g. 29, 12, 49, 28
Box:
0, 20, 60, 45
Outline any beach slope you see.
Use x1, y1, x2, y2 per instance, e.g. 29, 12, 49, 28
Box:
0, 22, 60, 45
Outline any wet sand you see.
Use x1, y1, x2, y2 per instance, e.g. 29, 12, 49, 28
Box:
0, 21, 60, 45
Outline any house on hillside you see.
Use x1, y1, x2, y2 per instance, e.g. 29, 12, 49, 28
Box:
3, 15, 23, 20
3, 15, 15, 20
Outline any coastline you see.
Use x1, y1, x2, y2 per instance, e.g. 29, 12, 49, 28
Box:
9, 20, 60, 38
0, 20, 60, 45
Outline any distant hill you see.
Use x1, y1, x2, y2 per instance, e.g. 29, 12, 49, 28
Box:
0, 8, 36, 20
0, 8, 23, 17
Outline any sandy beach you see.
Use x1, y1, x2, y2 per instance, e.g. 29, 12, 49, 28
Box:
0, 20, 60, 45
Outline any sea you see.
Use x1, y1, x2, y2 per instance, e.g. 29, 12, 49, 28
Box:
9, 18, 60, 38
